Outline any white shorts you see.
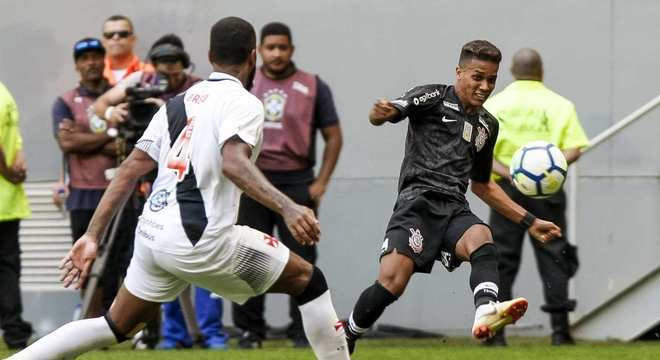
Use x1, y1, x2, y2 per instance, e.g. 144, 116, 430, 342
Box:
124, 225, 290, 304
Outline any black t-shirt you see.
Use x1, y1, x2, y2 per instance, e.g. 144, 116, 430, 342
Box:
389, 84, 499, 202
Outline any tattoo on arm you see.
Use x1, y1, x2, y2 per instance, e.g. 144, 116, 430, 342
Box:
85, 149, 156, 240
221, 136, 293, 214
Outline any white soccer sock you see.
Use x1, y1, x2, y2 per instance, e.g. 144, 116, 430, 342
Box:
8, 316, 118, 360
298, 290, 350, 360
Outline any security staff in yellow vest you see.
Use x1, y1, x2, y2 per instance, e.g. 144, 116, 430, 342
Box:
0, 81, 32, 349
483, 48, 589, 346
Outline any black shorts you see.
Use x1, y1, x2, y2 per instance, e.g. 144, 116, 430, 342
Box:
380, 191, 487, 273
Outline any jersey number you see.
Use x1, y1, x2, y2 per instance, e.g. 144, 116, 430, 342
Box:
166, 117, 195, 182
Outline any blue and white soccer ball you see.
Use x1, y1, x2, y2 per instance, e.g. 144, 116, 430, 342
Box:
509, 141, 568, 199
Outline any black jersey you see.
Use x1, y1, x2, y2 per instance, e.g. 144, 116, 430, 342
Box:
389, 84, 499, 202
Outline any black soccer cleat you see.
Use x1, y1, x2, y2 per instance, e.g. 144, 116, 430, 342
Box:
340, 319, 359, 355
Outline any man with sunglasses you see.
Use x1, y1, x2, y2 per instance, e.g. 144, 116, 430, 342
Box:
101, 15, 146, 85
93, 34, 199, 128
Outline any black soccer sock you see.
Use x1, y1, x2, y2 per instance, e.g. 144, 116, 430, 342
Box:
294, 266, 328, 306
348, 281, 398, 338
469, 243, 500, 308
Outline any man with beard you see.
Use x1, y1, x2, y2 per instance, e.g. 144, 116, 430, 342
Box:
232, 22, 343, 349
52, 38, 135, 318
341, 40, 562, 355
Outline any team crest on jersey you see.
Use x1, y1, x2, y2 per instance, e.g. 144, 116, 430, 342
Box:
87, 106, 107, 133
408, 228, 423, 254
149, 189, 170, 212
475, 126, 488, 152
263, 89, 287, 126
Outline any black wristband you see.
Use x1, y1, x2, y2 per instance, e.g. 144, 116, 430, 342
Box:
520, 212, 536, 229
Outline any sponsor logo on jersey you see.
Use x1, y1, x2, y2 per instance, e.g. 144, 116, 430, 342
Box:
149, 189, 170, 212
475, 126, 488, 152
441, 116, 457, 123
263, 88, 287, 125
412, 89, 440, 106
443, 101, 460, 112
408, 228, 423, 254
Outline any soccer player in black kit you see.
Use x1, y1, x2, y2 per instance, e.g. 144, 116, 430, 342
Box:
342, 40, 562, 354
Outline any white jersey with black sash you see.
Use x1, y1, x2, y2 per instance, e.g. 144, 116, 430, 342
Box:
135, 72, 264, 254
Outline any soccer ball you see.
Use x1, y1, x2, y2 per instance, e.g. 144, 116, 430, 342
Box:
509, 141, 568, 199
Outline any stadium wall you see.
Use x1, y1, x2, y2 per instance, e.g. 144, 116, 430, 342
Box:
1, 0, 658, 336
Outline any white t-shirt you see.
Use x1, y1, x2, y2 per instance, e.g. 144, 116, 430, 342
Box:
135, 72, 264, 254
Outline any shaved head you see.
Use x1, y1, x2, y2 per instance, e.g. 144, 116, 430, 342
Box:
510, 48, 543, 81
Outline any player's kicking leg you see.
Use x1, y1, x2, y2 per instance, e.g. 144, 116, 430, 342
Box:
343, 250, 414, 354
267, 251, 349, 360
454, 224, 528, 340
8, 285, 160, 360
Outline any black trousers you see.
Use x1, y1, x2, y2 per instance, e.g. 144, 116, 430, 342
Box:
490, 181, 578, 315
232, 182, 317, 339
0, 220, 32, 348
70, 205, 137, 311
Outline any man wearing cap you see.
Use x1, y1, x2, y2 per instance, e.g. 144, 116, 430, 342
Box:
52, 38, 137, 317
0, 80, 32, 350
102, 15, 146, 85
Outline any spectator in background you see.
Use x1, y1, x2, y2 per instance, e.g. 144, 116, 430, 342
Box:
233, 22, 343, 349
51, 38, 137, 317
0, 80, 33, 349
94, 34, 199, 125
93, 34, 228, 350
484, 48, 589, 346
101, 15, 146, 85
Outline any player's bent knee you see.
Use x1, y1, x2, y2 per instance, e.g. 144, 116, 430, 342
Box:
294, 266, 329, 306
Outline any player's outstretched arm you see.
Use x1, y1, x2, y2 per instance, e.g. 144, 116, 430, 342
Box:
471, 180, 562, 243
369, 99, 401, 126
221, 136, 320, 246
60, 148, 156, 289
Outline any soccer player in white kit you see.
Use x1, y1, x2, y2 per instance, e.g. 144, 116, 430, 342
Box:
10, 17, 349, 360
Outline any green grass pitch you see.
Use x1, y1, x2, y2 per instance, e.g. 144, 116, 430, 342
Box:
2, 337, 659, 359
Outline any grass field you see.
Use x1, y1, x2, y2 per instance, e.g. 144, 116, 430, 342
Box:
2, 337, 659, 359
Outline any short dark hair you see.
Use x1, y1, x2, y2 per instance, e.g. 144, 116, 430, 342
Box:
260, 22, 292, 44
151, 34, 184, 50
458, 40, 502, 67
209, 17, 256, 66
104, 14, 134, 32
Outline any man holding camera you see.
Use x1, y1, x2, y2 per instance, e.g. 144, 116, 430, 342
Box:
94, 34, 199, 130
52, 38, 137, 317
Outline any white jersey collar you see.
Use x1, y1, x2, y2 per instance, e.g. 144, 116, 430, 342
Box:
208, 72, 241, 83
